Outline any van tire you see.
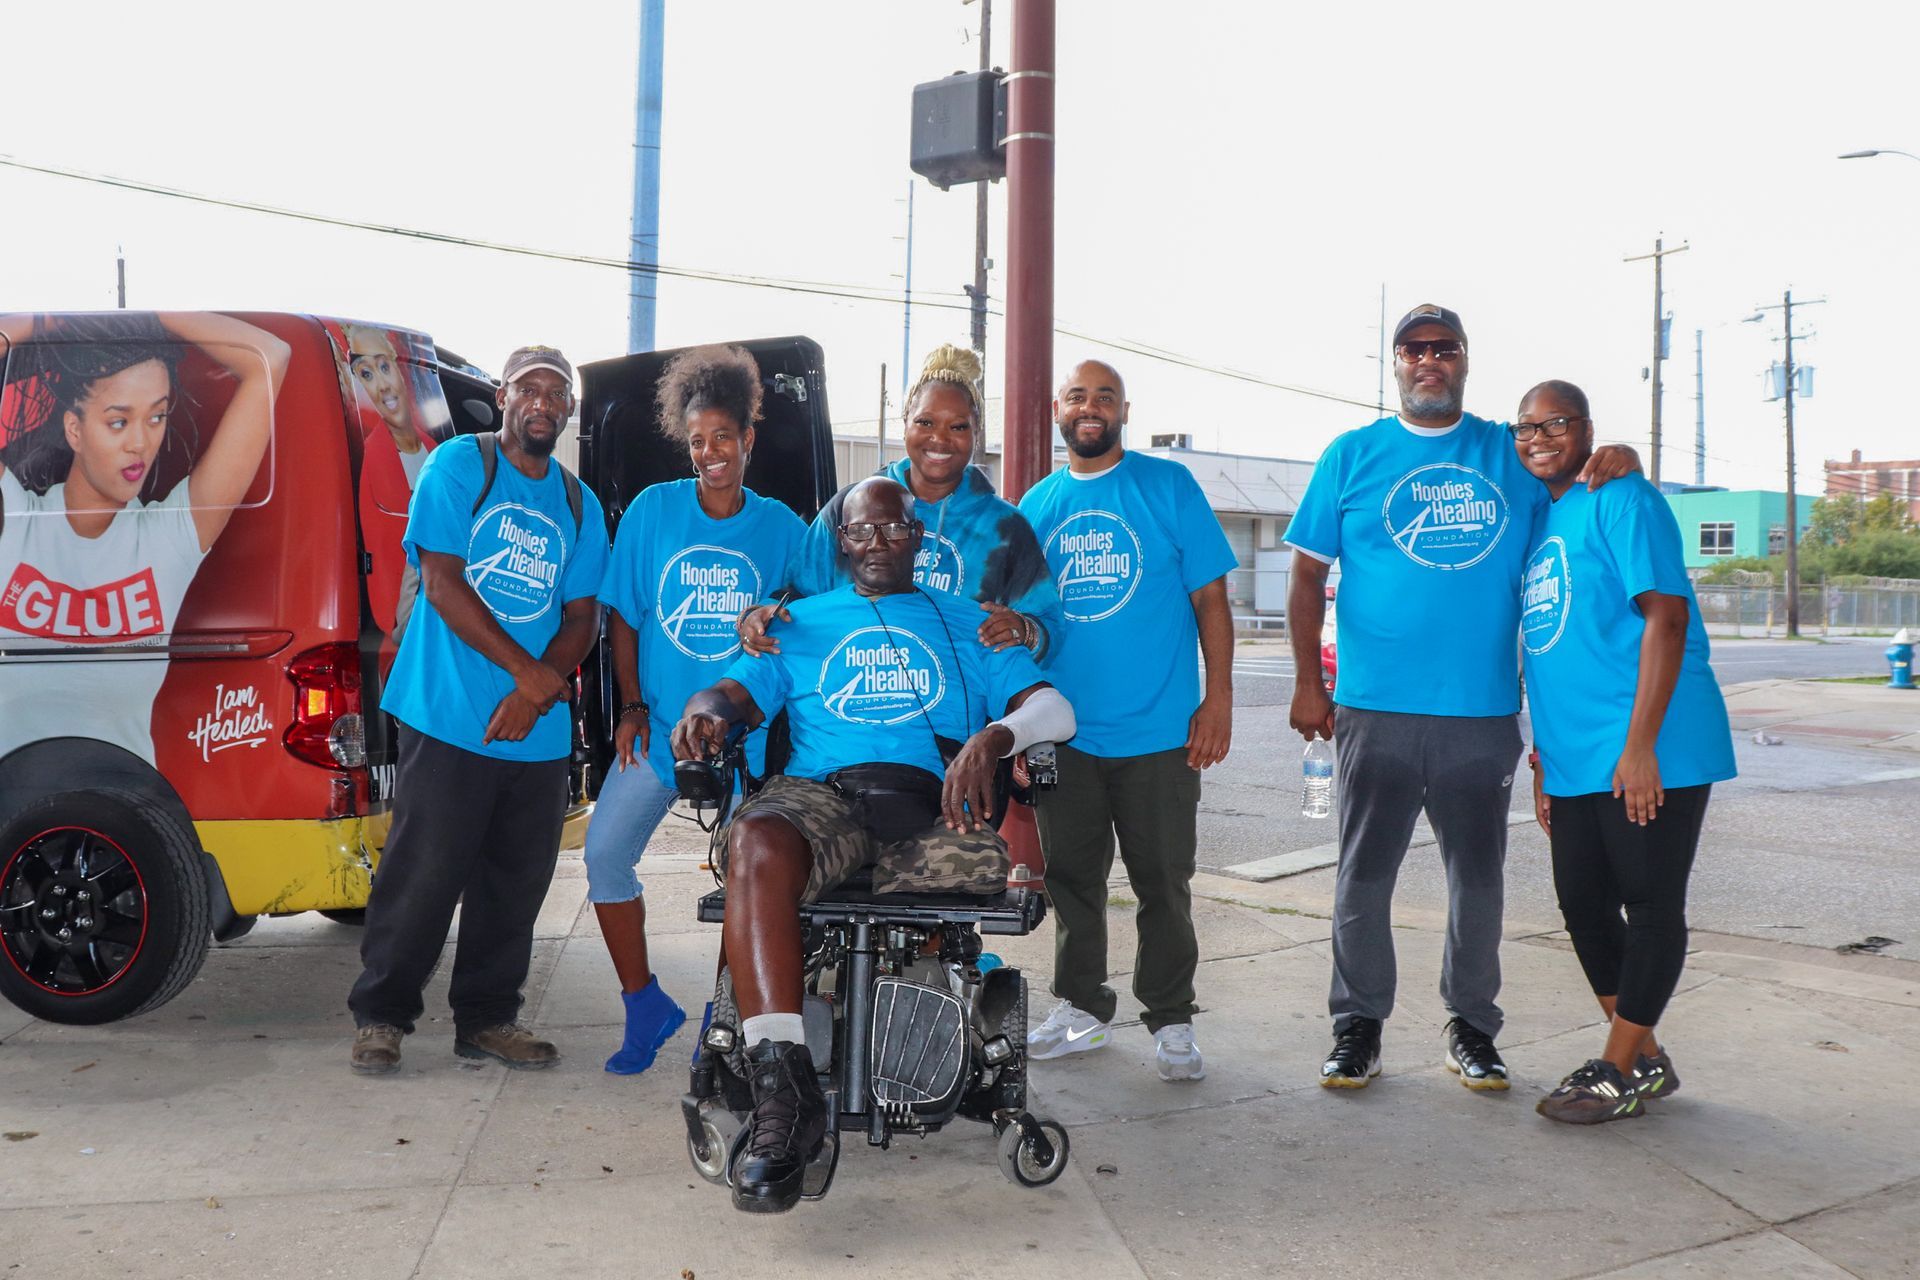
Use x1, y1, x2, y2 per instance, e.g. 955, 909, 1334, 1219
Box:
318, 909, 367, 926
0, 789, 211, 1025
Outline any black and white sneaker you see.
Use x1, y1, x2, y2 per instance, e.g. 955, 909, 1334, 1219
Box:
1632, 1049, 1681, 1101
1320, 1016, 1382, 1089
1443, 1016, 1510, 1091
1536, 1059, 1644, 1125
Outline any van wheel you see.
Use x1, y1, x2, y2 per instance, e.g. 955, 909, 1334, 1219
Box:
0, 790, 210, 1025
319, 909, 367, 926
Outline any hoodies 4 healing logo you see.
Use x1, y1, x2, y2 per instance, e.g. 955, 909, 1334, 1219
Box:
1381, 463, 1511, 571
655, 546, 765, 660
1521, 537, 1572, 654
818, 626, 947, 725
1046, 510, 1144, 622
466, 503, 565, 623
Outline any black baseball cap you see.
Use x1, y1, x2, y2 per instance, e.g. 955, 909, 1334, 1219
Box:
1392, 303, 1467, 348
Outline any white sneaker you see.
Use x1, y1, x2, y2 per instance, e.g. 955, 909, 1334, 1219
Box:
1027, 999, 1110, 1060
1154, 1023, 1205, 1081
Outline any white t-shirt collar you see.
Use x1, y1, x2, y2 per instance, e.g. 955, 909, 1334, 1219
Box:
1394, 414, 1463, 439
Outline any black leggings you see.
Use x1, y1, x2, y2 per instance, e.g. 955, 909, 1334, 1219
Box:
1548, 784, 1711, 1028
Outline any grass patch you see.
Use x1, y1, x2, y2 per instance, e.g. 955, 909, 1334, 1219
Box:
1813, 675, 1899, 685
1107, 894, 1136, 909
1197, 893, 1329, 921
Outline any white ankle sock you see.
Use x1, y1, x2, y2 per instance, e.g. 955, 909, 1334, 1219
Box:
742, 1012, 806, 1047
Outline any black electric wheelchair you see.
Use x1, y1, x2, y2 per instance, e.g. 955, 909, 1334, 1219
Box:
673, 728, 1071, 1203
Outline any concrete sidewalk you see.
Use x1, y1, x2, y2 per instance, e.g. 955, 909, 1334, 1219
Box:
4, 682, 1919, 1278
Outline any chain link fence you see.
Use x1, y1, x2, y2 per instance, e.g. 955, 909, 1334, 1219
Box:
1692, 580, 1920, 636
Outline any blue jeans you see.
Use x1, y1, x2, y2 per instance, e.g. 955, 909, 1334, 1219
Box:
584, 760, 678, 904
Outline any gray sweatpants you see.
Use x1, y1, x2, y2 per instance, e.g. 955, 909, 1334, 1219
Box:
1328, 707, 1523, 1038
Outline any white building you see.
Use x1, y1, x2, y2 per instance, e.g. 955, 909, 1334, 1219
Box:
832, 431, 1315, 624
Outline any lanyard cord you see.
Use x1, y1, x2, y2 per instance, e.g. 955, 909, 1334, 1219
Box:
863, 587, 971, 756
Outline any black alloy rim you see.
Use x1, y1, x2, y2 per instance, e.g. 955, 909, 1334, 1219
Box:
0, 826, 148, 996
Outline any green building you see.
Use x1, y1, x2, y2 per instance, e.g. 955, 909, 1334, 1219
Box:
1661, 489, 1817, 569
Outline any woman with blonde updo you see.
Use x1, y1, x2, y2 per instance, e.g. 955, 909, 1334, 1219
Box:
740, 343, 1061, 659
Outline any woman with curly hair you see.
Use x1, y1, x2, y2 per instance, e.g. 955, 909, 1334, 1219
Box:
0, 311, 290, 764
739, 343, 1063, 661
587, 343, 806, 1075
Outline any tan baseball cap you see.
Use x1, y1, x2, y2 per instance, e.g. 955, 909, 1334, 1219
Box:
501, 344, 575, 386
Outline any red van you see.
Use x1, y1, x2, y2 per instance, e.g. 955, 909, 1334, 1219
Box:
0, 311, 575, 1024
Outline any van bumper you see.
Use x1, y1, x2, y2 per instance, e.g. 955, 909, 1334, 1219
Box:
561, 803, 591, 852
195, 817, 372, 916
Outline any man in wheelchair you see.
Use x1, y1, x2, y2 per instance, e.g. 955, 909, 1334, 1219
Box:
670, 477, 1075, 1213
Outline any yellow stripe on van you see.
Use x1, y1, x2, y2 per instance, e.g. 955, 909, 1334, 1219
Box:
195, 818, 373, 915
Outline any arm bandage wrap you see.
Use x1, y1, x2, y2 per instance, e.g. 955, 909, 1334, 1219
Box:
991, 687, 1075, 757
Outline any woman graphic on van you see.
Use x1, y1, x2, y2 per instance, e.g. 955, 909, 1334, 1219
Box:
344, 323, 432, 490
0, 311, 291, 765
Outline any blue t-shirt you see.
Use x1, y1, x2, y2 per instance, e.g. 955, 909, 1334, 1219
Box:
791, 460, 1065, 660
722, 584, 1046, 782
1287, 414, 1548, 717
1520, 477, 1736, 797
383, 435, 609, 761
1019, 452, 1237, 757
601, 480, 805, 787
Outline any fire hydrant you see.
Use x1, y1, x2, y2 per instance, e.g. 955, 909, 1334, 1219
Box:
1889, 629, 1915, 690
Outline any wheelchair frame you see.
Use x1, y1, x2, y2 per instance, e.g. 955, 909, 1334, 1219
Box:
675, 731, 1071, 1198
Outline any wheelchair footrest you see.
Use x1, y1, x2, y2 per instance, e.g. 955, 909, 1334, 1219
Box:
870, 977, 968, 1114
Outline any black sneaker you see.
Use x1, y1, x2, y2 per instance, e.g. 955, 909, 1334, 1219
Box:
1536, 1058, 1644, 1125
1320, 1016, 1382, 1089
1632, 1049, 1681, 1101
731, 1039, 828, 1214
1443, 1016, 1510, 1091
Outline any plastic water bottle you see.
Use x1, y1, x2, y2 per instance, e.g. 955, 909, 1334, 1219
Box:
1301, 739, 1334, 819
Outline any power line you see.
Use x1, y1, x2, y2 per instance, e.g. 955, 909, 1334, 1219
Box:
0, 153, 1383, 413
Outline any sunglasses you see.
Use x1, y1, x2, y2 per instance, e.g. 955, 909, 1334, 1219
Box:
839, 521, 919, 544
1509, 416, 1587, 442
1395, 339, 1465, 363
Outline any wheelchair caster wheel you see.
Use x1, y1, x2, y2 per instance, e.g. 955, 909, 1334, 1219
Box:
686, 1105, 741, 1186
996, 1114, 1069, 1188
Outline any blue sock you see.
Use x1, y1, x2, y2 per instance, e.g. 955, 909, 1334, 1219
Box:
605, 976, 687, 1076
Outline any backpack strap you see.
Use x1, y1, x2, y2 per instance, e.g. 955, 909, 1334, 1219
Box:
472, 428, 582, 533
471, 431, 500, 517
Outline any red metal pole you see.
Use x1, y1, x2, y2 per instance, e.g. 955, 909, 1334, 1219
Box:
1000, 0, 1055, 502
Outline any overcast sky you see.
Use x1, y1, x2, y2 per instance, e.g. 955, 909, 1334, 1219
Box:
4, 0, 1915, 494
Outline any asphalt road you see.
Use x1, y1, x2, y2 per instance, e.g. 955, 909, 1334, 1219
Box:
1199, 635, 1902, 879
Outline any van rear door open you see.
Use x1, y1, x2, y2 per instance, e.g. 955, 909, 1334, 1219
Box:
575, 336, 837, 797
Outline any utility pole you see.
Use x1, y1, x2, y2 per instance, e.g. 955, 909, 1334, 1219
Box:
627, 0, 666, 353
1375, 283, 1386, 413
1624, 236, 1688, 484
1001, 0, 1055, 500
967, 0, 992, 371
876, 362, 888, 460
1748, 290, 1825, 638
115, 245, 126, 309
1692, 328, 1705, 486
900, 180, 916, 401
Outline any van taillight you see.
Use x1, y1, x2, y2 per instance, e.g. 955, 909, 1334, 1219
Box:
285, 643, 367, 769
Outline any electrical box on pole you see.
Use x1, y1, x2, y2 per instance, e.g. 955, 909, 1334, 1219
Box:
909, 70, 1008, 190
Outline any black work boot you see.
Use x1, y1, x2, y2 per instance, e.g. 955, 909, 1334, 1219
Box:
732, 1039, 827, 1214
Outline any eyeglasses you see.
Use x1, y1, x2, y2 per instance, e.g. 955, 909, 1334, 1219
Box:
508, 381, 571, 407
839, 521, 919, 544
1509, 416, 1587, 441
1395, 339, 1465, 363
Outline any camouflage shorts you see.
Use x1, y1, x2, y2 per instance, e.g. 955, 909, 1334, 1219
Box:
720, 774, 1008, 900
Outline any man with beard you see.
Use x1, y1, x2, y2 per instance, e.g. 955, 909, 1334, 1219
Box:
1286, 305, 1636, 1094
348, 346, 608, 1075
1017, 360, 1236, 1082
